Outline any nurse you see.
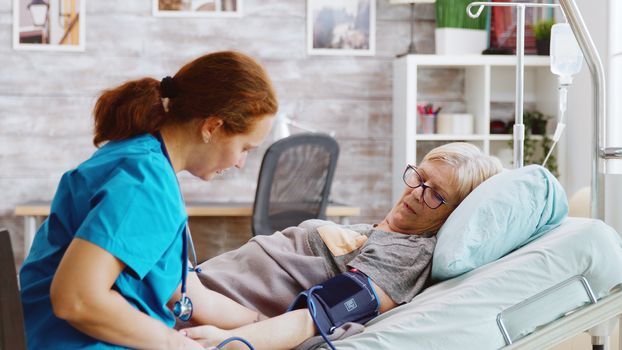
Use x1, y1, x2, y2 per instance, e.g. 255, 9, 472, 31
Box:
19, 51, 278, 349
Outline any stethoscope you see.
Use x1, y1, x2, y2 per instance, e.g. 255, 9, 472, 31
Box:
155, 132, 255, 350
173, 222, 200, 321
155, 132, 200, 322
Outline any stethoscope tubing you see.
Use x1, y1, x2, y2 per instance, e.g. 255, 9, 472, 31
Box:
155, 132, 254, 350
154, 133, 199, 297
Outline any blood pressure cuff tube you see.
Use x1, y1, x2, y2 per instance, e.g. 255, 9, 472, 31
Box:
287, 270, 380, 335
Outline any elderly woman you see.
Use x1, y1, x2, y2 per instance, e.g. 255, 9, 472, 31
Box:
182, 142, 503, 350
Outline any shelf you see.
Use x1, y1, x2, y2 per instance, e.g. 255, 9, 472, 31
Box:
489, 134, 512, 141
416, 134, 487, 141
392, 54, 562, 203
405, 54, 550, 67
489, 134, 547, 141
415, 134, 547, 141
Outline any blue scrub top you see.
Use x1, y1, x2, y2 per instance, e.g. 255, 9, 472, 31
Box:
19, 134, 187, 349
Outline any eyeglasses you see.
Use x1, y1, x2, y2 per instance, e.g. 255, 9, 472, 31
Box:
402, 165, 450, 209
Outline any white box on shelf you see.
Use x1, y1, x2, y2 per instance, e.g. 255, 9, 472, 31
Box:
435, 28, 487, 55
437, 113, 474, 135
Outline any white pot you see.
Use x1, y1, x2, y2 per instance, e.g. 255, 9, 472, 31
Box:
435, 28, 487, 55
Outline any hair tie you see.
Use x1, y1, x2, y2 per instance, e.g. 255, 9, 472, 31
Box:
160, 76, 177, 98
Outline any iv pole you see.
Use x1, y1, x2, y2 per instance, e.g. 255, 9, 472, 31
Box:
469, 1, 622, 221
467, 2, 560, 169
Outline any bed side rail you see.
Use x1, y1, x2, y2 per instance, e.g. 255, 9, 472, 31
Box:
497, 275, 597, 345
503, 288, 622, 349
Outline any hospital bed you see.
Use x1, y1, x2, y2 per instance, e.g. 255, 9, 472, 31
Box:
317, 0, 622, 348
316, 217, 622, 349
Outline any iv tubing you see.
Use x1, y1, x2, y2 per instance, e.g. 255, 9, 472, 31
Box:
543, 84, 569, 167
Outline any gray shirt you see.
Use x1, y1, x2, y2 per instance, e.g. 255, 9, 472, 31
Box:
197, 219, 436, 318
302, 220, 436, 305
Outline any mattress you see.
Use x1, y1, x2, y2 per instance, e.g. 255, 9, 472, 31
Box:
315, 218, 622, 350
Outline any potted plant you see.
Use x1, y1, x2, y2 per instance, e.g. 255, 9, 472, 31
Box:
435, 0, 488, 54
524, 110, 548, 134
506, 110, 558, 177
505, 111, 550, 134
533, 19, 555, 55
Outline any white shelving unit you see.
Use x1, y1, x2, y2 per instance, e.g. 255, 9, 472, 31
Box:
392, 54, 564, 203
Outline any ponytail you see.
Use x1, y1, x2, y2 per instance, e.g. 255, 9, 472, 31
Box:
92, 51, 278, 147
93, 78, 165, 147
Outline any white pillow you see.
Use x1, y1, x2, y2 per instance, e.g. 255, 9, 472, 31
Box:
431, 165, 568, 281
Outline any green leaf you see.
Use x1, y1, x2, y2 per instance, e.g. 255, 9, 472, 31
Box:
533, 19, 555, 40
507, 110, 559, 177
436, 0, 488, 29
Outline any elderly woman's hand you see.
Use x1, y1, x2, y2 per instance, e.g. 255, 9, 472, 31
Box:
180, 325, 234, 349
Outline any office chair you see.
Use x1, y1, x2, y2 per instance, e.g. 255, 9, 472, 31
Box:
0, 229, 27, 350
252, 133, 339, 236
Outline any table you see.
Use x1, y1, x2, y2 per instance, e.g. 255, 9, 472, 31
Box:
14, 201, 361, 255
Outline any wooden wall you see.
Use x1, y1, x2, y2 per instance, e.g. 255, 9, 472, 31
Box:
0, 1, 440, 264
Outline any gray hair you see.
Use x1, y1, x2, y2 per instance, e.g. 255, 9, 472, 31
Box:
422, 142, 503, 204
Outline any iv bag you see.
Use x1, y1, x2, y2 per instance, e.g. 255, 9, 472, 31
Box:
550, 23, 583, 83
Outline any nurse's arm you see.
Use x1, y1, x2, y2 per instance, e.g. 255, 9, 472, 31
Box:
168, 269, 267, 329
50, 238, 203, 350
180, 280, 398, 350
182, 309, 315, 350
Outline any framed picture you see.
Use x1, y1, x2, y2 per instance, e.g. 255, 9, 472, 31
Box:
153, 0, 242, 18
307, 0, 376, 56
13, 0, 85, 51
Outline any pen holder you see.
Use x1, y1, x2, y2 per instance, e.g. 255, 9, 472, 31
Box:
417, 113, 436, 134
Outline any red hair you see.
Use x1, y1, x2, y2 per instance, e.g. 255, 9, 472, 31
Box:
93, 51, 278, 146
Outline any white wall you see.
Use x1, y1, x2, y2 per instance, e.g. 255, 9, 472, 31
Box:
605, 0, 622, 235
564, 0, 622, 235
563, 0, 609, 197
609, 0, 622, 154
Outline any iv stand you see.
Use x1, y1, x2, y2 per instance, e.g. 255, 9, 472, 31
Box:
467, 2, 560, 169
470, 0, 622, 221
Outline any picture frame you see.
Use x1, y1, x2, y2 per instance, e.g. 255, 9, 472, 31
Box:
13, 0, 85, 52
153, 0, 242, 18
307, 0, 376, 56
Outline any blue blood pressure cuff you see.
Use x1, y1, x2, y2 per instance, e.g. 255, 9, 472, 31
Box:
288, 270, 380, 335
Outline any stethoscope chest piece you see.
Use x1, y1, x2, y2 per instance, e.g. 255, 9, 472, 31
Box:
173, 294, 193, 321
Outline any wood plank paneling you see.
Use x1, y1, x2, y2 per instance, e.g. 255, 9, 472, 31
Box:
145, 17, 307, 60
0, 96, 94, 136
0, 178, 61, 214
265, 58, 394, 100
282, 98, 392, 140
0, 136, 94, 177
86, 1, 151, 15
1, 1, 437, 264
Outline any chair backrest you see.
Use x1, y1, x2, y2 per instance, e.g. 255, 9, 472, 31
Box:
0, 229, 26, 350
252, 133, 339, 236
